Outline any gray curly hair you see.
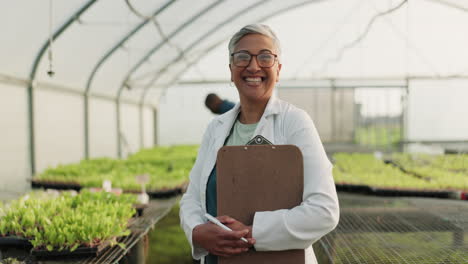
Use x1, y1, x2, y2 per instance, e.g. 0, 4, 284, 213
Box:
228, 24, 282, 63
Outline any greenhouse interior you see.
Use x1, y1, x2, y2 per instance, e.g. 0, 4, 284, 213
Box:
1, 0, 468, 263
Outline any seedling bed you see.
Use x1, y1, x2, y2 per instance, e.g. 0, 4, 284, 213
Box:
31, 179, 82, 191
31, 179, 187, 198
127, 181, 188, 197
383, 159, 432, 181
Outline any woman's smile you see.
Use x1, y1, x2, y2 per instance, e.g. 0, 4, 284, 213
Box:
243, 76, 265, 86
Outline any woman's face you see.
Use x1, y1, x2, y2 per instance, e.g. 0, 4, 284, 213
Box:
229, 34, 282, 103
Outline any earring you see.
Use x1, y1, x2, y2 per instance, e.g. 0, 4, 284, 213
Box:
229, 81, 234, 87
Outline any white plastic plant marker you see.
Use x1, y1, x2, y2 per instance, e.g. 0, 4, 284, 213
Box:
135, 174, 150, 185
103, 180, 112, 192
137, 192, 149, 205
136, 174, 150, 204
374, 151, 383, 160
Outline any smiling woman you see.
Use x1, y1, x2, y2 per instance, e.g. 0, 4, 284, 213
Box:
179, 24, 339, 264
229, 28, 282, 124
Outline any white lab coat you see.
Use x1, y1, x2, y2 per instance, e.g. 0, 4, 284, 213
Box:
180, 95, 339, 264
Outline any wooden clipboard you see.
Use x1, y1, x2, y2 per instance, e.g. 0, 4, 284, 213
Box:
216, 145, 305, 264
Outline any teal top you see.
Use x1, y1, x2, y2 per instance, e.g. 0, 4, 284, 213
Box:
205, 119, 258, 264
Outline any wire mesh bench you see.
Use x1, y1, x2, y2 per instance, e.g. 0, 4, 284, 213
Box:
315, 193, 468, 264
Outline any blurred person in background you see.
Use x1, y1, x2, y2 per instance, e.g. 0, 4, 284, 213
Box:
180, 24, 339, 264
205, 93, 235, 114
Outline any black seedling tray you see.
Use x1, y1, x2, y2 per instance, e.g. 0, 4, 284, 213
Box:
31, 242, 108, 258
335, 183, 372, 194
31, 179, 82, 191
336, 183, 458, 199
0, 236, 32, 248
147, 187, 183, 198
32, 179, 186, 198
370, 187, 453, 198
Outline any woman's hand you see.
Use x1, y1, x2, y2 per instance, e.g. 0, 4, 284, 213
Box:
217, 215, 253, 238
192, 217, 255, 257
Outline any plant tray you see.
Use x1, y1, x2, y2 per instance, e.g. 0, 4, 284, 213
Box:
31, 179, 82, 191
370, 187, 453, 198
335, 183, 372, 194
32, 179, 186, 198
0, 236, 32, 248
126, 184, 186, 199
147, 187, 183, 198
335, 183, 459, 199
383, 159, 432, 181
31, 242, 108, 258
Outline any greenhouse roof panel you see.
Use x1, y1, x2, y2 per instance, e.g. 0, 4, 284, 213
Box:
3, 0, 468, 102
1, 0, 85, 78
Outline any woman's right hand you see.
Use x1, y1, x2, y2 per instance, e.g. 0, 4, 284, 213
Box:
192, 222, 255, 257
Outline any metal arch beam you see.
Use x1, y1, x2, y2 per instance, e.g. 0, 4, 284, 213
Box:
117, 0, 225, 94
115, 0, 225, 158
83, 0, 176, 159
140, 0, 327, 104
27, 0, 98, 176
133, 0, 266, 150
136, 0, 268, 103
84, 0, 176, 94
424, 0, 468, 13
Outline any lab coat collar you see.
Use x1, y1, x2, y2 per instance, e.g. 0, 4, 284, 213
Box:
216, 95, 280, 125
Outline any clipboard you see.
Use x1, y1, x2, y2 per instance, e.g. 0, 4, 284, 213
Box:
216, 145, 305, 264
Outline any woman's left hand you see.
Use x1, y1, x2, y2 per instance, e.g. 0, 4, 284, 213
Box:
217, 215, 253, 239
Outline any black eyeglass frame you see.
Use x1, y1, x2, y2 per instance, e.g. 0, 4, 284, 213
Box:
230, 51, 278, 68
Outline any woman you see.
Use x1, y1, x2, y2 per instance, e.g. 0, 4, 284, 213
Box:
180, 24, 339, 264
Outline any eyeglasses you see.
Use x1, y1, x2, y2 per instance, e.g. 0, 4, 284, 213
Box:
231, 52, 278, 68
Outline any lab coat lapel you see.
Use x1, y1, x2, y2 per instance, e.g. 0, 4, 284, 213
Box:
201, 103, 240, 182
213, 103, 240, 149
253, 96, 280, 143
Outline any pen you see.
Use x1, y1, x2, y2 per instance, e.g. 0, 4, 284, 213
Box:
204, 213, 249, 243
